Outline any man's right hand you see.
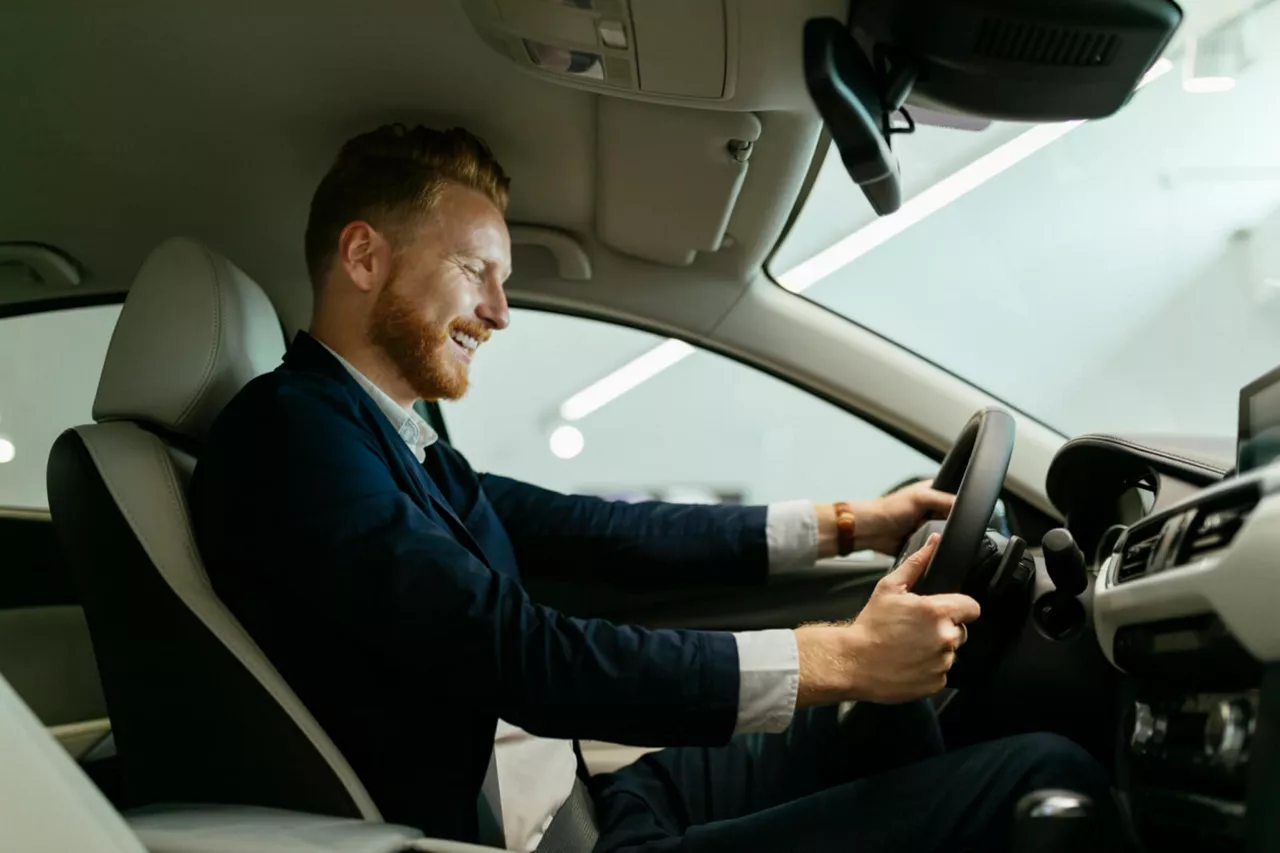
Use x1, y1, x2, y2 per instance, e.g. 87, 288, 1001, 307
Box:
795, 533, 981, 707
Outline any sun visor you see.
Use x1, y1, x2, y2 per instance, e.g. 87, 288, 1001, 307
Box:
596, 100, 760, 266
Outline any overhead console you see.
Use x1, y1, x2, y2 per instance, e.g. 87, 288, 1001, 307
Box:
459, 0, 829, 268
459, 0, 736, 101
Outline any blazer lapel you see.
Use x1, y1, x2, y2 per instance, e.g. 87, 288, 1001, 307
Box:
284, 332, 490, 565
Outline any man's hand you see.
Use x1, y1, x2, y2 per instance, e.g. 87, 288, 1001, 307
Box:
795, 534, 980, 707
818, 479, 955, 556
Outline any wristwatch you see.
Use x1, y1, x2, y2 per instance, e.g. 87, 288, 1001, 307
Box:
834, 501, 857, 556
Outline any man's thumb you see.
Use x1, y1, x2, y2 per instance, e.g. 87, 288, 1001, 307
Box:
882, 533, 939, 591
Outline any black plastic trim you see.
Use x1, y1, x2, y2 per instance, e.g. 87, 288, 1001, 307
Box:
0, 291, 125, 320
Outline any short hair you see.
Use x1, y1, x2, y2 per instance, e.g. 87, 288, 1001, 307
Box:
304, 123, 511, 290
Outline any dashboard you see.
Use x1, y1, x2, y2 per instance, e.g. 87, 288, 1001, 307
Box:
1043, 373, 1280, 852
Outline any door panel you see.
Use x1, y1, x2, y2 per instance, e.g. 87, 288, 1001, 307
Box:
0, 511, 108, 747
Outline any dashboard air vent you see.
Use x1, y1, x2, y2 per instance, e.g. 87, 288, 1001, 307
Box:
1176, 488, 1261, 564
1115, 523, 1162, 584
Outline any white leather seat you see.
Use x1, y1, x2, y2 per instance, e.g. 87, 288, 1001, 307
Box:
46, 238, 380, 820
0, 668, 494, 853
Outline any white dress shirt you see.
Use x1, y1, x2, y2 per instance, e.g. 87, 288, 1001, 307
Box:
321, 345, 815, 851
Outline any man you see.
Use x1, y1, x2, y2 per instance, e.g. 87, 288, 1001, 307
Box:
191, 124, 1108, 852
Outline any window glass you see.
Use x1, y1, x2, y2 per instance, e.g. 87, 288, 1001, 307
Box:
0, 305, 121, 508
444, 309, 934, 507
774, 3, 1280, 440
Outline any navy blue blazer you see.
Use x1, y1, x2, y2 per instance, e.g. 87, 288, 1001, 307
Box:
190, 332, 770, 841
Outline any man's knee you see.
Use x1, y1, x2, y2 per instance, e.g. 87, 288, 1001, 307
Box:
1007, 732, 1108, 796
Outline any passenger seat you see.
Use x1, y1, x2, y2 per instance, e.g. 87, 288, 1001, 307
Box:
0, 668, 493, 852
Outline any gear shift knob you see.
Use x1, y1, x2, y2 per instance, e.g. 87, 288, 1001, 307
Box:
1011, 790, 1099, 853
1041, 528, 1087, 597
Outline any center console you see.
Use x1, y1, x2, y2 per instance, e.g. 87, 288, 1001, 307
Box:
1091, 367, 1280, 852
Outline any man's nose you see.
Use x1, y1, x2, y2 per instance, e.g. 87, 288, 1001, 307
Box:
476, 282, 509, 331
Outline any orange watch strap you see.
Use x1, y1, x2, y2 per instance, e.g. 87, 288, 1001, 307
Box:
834, 501, 857, 556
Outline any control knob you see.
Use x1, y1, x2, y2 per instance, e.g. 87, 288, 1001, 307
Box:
1203, 699, 1253, 770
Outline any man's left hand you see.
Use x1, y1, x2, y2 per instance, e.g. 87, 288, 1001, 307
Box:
820, 480, 955, 556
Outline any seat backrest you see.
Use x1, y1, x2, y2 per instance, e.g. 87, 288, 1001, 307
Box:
46, 237, 380, 820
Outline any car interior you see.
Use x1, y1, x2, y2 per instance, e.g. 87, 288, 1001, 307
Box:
2, 1, 1278, 851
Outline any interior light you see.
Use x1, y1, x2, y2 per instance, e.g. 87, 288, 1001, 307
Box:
549, 425, 585, 460
554, 55, 1174, 420
1183, 20, 1247, 96
0, 438, 14, 464
559, 339, 694, 421
1182, 76, 1236, 94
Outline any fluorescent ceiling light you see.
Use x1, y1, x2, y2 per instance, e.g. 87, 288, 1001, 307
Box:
1183, 76, 1236, 93
777, 119, 1084, 293
557, 56, 1174, 421
559, 339, 694, 421
779, 56, 1173, 294
0, 438, 14, 464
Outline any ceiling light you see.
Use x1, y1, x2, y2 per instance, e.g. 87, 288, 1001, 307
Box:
559, 339, 694, 421
1182, 76, 1236, 94
1183, 19, 1248, 95
780, 57, 1174, 294
554, 56, 1174, 420
778, 119, 1084, 293
0, 438, 14, 464
549, 425, 585, 460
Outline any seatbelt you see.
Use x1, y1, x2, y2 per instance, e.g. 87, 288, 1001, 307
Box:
534, 778, 599, 853
477, 750, 505, 849
534, 741, 599, 853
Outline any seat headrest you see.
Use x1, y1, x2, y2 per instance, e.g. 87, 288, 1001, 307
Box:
94, 238, 287, 440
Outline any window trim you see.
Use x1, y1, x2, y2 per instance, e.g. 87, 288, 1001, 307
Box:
0, 292, 125, 320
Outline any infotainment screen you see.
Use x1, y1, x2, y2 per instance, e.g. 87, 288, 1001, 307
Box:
1237, 365, 1280, 474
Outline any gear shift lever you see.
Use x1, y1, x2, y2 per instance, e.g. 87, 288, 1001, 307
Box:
1034, 529, 1090, 640
1041, 528, 1087, 597
1012, 790, 1100, 853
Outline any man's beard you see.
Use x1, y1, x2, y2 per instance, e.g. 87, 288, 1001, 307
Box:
368, 280, 474, 401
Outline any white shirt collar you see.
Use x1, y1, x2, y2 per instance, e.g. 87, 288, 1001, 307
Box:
317, 341, 438, 463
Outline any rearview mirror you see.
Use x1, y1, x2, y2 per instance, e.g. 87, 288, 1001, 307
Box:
803, 0, 1183, 215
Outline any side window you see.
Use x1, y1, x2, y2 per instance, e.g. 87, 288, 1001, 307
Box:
0, 304, 122, 509
443, 309, 936, 507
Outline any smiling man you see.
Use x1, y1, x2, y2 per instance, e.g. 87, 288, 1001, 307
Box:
191, 124, 1110, 853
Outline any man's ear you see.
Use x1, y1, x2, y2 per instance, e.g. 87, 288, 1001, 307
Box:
336, 221, 390, 294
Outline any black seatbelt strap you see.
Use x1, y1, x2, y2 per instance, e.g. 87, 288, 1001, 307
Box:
477, 749, 505, 849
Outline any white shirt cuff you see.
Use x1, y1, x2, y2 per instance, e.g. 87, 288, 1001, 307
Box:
766, 500, 819, 575
731, 629, 800, 734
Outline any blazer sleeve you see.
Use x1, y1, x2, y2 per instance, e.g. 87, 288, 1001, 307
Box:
214, 381, 742, 746
477, 472, 770, 588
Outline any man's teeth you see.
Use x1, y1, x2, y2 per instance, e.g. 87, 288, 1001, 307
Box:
450, 331, 480, 352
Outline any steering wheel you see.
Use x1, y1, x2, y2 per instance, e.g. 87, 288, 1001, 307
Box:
911, 408, 1016, 596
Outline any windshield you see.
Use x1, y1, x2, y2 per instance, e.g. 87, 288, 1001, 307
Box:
772, 0, 1280, 441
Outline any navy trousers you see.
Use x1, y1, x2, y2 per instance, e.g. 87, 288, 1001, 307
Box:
591, 702, 1110, 853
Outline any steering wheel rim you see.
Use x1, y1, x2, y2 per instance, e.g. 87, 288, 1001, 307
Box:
913, 408, 1017, 595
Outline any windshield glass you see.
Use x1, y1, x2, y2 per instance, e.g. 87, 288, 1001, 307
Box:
772, 0, 1280, 440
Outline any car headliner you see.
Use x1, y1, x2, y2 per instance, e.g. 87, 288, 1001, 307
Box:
2, 0, 849, 332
